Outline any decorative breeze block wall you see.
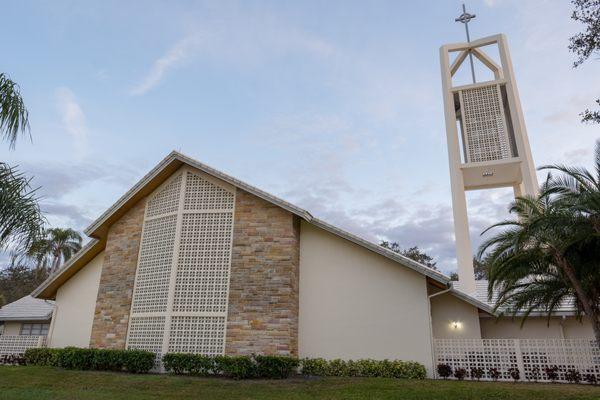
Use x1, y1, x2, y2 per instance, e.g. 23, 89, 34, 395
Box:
125, 168, 236, 362
434, 338, 600, 382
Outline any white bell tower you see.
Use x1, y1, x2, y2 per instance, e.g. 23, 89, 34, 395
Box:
440, 7, 538, 294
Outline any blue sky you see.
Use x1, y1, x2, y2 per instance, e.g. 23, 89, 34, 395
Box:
1, 0, 598, 274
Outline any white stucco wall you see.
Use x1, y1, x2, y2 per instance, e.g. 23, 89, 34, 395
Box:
562, 317, 594, 338
430, 291, 481, 339
481, 315, 594, 339
298, 221, 434, 372
48, 251, 104, 348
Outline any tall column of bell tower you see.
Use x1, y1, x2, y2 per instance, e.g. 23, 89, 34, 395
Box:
439, 34, 538, 294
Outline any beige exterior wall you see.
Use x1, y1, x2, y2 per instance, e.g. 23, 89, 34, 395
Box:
481, 315, 594, 339
298, 221, 434, 371
2, 321, 22, 335
563, 317, 594, 338
49, 252, 104, 348
430, 292, 481, 339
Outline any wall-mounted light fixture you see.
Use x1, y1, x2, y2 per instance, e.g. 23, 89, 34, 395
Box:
451, 321, 462, 330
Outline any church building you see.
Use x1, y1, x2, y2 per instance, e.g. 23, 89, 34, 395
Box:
19, 32, 597, 379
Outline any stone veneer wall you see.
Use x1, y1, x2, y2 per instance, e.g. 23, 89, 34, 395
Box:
225, 189, 301, 356
89, 199, 146, 349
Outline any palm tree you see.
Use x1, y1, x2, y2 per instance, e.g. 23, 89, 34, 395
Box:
0, 73, 43, 256
0, 163, 44, 255
479, 145, 600, 344
27, 228, 83, 273
0, 73, 29, 149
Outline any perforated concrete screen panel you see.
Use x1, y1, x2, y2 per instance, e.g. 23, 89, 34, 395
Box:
459, 84, 510, 163
126, 167, 235, 362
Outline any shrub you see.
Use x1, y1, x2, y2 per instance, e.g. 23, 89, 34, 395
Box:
327, 359, 348, 376
0, 354, 26, 365
163, 353, 215, 375
91, 349, 125, 372
488, 368, 500, 381
545, 365, 559, 382
162, 354, 299, 379
57, 347, 95, 370
437, 363, 452, 379
255, 355, 298, 379
470, 367, 484, 381
215, 356, 257, 380
121, 349, 155, 374
453, 367, 467, 380
394, 361, 427, 379
527, 366, 540, 382
508, 367, 520, 382
565, 369, 581, 384
25, 347, 154, 374
24, 348, 59, 367
300, 358, 329, 376
584, 373, 597, 385
299, 358, 425, 379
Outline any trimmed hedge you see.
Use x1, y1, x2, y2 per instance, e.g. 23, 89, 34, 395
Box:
162, 353, 299, 379
24, 347, 155, 374
163, 354, 425, 380
300, 358, 427, 379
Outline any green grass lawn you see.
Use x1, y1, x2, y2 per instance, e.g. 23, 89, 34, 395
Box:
1, 366, 599, 400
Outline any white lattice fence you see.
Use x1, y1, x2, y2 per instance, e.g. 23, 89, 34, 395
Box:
0, 335, 46, 357
434, 338, 600, 383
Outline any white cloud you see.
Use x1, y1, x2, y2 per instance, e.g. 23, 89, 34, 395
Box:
128, 6, 336, 97
482, 0, 503, 7
130, 33, 203, 96
55, 87, 88, 160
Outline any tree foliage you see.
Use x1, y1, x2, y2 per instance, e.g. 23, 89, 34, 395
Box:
450, 257, 489, 281
569, 0, 600, 123
0, 73, 29, 149
479, 141, 600, 343
379, 242, 437, 270
25, 228, 83, 273
0, 163, 44, 255
0, 72, 43, 262
0, 265, 49, 305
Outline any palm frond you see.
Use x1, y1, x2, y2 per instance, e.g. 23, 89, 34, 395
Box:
0, 73, 29, 149
0, 163, 44, 254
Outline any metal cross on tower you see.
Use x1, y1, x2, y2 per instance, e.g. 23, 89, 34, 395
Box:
455, 3, 477, 83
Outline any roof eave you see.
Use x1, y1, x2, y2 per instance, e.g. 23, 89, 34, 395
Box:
449, 287, 496, 315
0, 314, 53, 322
84, 151, 314, 239
31, 239, 105, 299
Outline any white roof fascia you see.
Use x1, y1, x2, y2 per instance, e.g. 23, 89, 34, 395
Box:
448, 287, 495, 315
84, 152, 313, 237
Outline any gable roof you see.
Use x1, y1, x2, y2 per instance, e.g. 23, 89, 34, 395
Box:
33, 151, 451, 299
0, 296, 54, 321
452, 280, 578, 316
